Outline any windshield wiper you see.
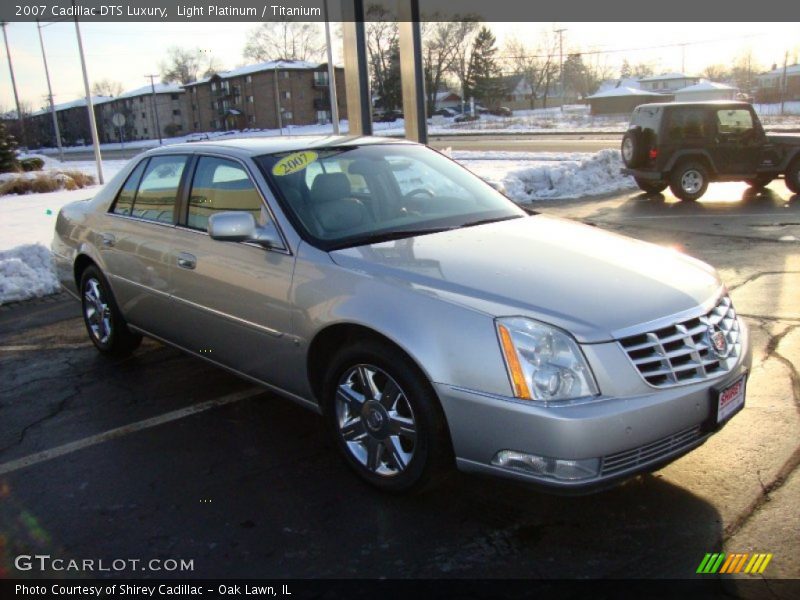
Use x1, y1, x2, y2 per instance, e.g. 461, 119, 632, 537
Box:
460, 215, 525, 228
329, 226, 455, 250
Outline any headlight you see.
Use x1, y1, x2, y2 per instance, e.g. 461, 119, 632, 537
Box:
496, 317, 599, 402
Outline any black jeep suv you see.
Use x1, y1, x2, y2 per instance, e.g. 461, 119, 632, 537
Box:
620, 101, 800, 200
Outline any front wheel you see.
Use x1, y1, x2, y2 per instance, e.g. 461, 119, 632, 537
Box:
80, 265, 142, 356
634, 177, 668, 194
785, 160, 800, 194
322, 340, 452, 493
669, 162, 709, 201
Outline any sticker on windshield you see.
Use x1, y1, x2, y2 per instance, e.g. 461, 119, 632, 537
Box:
272, 151, 318, 176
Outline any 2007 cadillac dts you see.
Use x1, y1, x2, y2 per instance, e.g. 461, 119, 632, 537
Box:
52, 136, 750, 493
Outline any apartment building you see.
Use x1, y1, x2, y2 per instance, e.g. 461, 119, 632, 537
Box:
96, 83, 187, 143
184, 60, 347, 132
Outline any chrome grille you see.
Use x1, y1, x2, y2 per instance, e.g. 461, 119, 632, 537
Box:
618, 295, 741, 388
601, 425, 703, 476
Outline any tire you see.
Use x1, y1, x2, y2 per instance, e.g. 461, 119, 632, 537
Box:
634, 177, 668, 194
621, 129, 647, 168
80, 265, 142, 356
669, 161, 710, 201
785, 159, 800, 194
321, 339, 452, 493
746, 176, 774, 189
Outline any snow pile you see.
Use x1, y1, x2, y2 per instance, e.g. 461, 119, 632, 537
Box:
0, 244, 60, 304
453, 149, 636, 201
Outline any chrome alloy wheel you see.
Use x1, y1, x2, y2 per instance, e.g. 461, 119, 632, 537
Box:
680, 169, 704, 194
335, 364, 417, 476
621, 137, 634, 162
83, 277, 111, 344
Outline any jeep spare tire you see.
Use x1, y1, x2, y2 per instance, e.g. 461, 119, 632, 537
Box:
621, 129, 648, 168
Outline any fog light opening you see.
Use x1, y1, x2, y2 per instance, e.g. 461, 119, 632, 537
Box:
491, 450, 600, 481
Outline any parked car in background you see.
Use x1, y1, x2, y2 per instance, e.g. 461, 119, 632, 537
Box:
432, 108, 458, 118
454, 113, 480, 123
621, 101, 800, 200
373, 110, 404, 123
53, 136, 750, 494
489, 106, 513, 117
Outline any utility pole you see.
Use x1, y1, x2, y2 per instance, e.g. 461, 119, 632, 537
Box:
273, 64, 283, 134
554, 28, 566, 112
680, 43, 686, 74
36, 19, 63, 162
780, 51, 788, 116
145, 74, 163, 145
72, 4, 103, 184
323, 0, 339, 134
1, 22, 26, 147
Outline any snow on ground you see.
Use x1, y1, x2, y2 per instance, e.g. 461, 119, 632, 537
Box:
0, 150, 631, 304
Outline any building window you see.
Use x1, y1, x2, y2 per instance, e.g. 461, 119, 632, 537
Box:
246, 75, 252, 83
193, 121, 199, 129
171, 93, 179, 100
173, 109, 181, 116
192, 88, 197, 95
191, 103, 196, 111
248, 95, 254, 103
211, 82, 217, 91
141, 112, 146, 118
282, 71, 290, 79
282, 91, 291, 100
283, 111, 293, 121
248, 115, 256, 125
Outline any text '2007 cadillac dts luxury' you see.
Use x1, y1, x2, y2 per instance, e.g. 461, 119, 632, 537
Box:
52, 136, 750, 493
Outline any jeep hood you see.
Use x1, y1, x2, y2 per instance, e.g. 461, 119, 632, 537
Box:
329, 215, 722, 343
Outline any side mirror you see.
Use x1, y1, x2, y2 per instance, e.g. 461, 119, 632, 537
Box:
207, 211, 282, 249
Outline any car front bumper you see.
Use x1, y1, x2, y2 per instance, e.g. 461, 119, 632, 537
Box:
435, 325, 751, 493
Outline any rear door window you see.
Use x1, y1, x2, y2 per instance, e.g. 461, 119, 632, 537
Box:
129, 155, 188, 224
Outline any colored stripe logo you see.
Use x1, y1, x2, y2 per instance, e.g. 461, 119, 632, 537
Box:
696, 553, 773, 574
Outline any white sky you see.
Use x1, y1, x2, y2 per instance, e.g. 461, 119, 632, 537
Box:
1, 21, 798, 111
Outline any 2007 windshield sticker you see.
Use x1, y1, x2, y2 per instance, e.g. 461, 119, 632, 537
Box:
272, 151, 318, 176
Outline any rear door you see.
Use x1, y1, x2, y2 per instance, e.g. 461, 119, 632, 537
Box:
167, 155, 301, 392
102, 154, 190, 334
710, 107, 762, 175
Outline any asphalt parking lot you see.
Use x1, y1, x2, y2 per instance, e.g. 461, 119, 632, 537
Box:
1, 180, 799, 585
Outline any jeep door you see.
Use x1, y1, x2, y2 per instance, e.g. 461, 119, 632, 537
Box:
166, 154, 301, 392
710, 107, 763, 175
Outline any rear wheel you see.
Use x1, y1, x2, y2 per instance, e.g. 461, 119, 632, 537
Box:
80, 265, 142, 356
634, 177, 668, 194
322, 339, 451, 493
669, 162, 709, 201
746, 176, 774, 189
785, 159, 800, 194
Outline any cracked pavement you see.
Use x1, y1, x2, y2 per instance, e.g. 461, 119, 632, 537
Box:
0, 180, 798, 586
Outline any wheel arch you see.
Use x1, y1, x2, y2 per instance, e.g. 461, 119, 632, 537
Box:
73, 253, 98, 290
665, 151, 716, 176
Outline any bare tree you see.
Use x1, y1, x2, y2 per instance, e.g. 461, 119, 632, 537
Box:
365, 5, 401, 111
502, 33, 559, 109
243, 19, 325, 62
730, 49, 761, 93
421, 18, 480, 114
702, 64, 730, 82
160, 47, 202, 84
447, 18, 481, 104
91, 78, 124, 97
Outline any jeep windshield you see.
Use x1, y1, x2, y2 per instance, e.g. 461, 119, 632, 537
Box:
256, 144, 526, 250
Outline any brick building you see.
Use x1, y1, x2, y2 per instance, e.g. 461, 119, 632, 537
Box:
96, 83, 187, 143
184, 60, 347, 132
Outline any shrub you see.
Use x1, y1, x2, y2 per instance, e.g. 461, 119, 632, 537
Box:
20, 157, 45, 172
0, 170, 95, 195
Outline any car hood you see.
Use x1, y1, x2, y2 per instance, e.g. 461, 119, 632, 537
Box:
329, 215, 722, 343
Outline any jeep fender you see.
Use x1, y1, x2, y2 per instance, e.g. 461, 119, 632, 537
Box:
664, 150, 718, 176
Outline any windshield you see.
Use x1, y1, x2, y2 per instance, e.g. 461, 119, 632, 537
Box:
255, 144, 525, 250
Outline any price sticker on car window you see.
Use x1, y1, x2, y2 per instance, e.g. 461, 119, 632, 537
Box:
272, 151, 318, 176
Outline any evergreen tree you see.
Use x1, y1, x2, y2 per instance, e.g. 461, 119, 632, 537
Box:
0, 122, 19, 174
465, 26, 502, 105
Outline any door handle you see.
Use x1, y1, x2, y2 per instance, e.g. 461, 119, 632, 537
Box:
176, 252, 197, 270
100, 233, 116, 248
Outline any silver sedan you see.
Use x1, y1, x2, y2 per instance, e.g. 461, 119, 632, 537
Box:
52, 136, 750, 493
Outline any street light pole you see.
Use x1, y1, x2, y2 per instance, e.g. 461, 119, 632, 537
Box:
1, 21, 26, 147
273, 64, 283, 135
36, 19, 64, 161
323, 0, 339, 134
72, 5, 103, 184
555, 28, 566, 112
145, 74, 163, 145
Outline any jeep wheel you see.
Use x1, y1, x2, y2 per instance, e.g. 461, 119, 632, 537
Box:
786, 159, 800, 194
634, 177, 668, 195
669, 162, 709, 201
621, 130, 647, 168
746, 176, 774, 189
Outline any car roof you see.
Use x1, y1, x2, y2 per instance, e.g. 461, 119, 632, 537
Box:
139, 135, 415, 159
638, 100, 754, 110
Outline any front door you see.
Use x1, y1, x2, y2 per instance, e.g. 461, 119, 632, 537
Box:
711, 107, 762, 175
167, 155, 301, 392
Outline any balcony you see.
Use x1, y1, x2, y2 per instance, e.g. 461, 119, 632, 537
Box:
313, 74, 330, 88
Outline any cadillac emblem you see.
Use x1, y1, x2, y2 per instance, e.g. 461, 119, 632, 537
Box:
708, 325, 730, 358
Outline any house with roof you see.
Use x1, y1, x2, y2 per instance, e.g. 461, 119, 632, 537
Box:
638, 73, 700, 94
434, 90, 462, 110
755, 64, 800, 103
673, 80, 738, 102
587, 86, 666, 115
183, 60, 346, 132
